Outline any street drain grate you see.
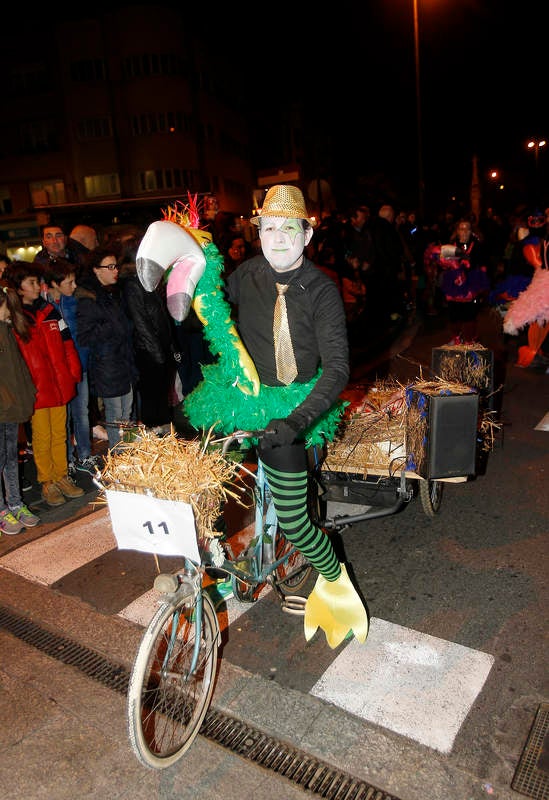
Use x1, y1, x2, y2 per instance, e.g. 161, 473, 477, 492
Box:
200, 708, 399, 798
0, 605, 401, 800
512, 704, 549, 800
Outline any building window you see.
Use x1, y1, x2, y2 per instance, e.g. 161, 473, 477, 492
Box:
30, 180, 66, 207
0, 187, 12, 215
84, 174, 120, 198
130, 111, 193, 136
76, 117, 113, 140
70, 59, 107, 82
7, 62, 48, 96
122, 53, 187, 79
136, 168, 197, 193
18, 120, 59, 154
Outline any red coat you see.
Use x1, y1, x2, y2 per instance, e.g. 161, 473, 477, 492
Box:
16, 300, 81, 409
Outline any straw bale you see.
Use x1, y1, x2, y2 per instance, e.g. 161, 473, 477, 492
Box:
326, 378, 479, 476
434, 344, 493, 390
408, 378, 475, 396
97, 426, 246, 538
325, 381, 407, 475
478, 410, 502, 452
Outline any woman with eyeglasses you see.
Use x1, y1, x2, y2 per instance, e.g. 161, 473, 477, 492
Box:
77, 248, 137, 451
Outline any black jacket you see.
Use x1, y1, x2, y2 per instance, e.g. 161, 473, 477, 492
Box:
227, 255, 349, 433
121, 272, 174, 364
76, 273, 137, 398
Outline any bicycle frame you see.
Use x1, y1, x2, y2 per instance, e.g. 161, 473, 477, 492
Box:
126, 429, 311, 768
218, 459, 295, 580
153, 561, 211, 678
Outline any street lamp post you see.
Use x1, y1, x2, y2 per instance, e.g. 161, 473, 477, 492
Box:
527, 138, 546, 170
527, 138, 546, 201
413, 0, 425, 219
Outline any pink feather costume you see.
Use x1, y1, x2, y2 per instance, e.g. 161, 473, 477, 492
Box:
503, 267, 549, 335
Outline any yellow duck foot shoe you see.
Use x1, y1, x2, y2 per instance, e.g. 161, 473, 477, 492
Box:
41, 481, 66, 507
55, 475, 85, 499
304, 563, 369, 649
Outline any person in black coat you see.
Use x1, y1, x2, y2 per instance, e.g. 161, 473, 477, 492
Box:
77, 248, 137, 450
365, 204, 408, 331
118, 236, 176, 428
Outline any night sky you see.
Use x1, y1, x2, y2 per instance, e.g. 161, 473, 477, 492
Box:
18, 1, 547, 216
237, 0, 545, 215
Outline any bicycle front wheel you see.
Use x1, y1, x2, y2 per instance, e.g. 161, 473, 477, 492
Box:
127, 591, 219, 769
274, 526, 312, 594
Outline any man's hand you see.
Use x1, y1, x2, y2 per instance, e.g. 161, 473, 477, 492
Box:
263, 418, 298, 448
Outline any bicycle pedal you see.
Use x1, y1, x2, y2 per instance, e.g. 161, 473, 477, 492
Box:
281, 595, 306, 616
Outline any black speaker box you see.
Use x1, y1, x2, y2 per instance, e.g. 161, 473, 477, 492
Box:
406, 391, 479, 479
431, 346, 494, 409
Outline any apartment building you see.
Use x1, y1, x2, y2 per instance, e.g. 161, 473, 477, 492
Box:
0, 5, 275, 257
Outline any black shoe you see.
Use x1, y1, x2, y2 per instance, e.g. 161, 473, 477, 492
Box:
76, 455, 102, 474
21, 476, 33, 492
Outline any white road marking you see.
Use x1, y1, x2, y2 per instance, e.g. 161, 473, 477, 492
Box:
310, 617, 494, 754
118, 587, 265, 630
534, 411, 549, 431
1, 508, 495, 753
0, 508, 114, 585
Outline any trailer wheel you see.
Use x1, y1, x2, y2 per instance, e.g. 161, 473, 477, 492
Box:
419, 479, 443, 517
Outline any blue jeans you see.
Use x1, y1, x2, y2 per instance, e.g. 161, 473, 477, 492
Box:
102, 389, 134, 450
0, 422, 22, 511
68, 372, 91, 462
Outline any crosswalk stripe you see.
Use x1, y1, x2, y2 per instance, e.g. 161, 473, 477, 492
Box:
535, 411, 549, 431
310, 618, 494, 754
0, 508, 114, 585
0, 505, 495, 754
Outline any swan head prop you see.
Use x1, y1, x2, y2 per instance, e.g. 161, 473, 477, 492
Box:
136, 196, 261, 398
136, 219, 208, 322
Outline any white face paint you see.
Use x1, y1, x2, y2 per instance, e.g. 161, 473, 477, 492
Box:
258, 217, 313, 272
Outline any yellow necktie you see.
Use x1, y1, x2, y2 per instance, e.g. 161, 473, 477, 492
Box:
273, 283, 298, 385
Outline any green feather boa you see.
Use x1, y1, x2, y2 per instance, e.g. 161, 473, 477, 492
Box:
182, 242, 346, 447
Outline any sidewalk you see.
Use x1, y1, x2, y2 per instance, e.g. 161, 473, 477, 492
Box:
1, 435, 109, 554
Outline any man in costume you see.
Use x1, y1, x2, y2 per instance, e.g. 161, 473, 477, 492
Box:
136, 186, 368, 647
227, 186, 367, 646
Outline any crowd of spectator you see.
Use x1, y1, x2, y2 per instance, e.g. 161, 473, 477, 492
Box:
0, 194, 547, 532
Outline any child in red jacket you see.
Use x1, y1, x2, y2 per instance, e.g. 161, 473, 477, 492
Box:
8, 262, 85, 507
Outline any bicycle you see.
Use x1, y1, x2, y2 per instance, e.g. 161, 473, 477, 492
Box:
124, 430, 315, 769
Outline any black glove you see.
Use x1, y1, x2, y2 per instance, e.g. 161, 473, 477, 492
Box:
263, 418, 299, 448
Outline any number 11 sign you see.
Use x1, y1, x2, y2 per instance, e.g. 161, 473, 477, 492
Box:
105, 489, 200, 562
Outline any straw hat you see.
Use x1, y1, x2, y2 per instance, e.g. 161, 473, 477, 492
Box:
251, 185, 314, 227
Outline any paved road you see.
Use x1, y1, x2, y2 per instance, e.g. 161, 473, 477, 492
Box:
1, 309, 547, 800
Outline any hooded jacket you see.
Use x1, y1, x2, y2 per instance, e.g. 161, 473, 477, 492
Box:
15, 298, 81, 409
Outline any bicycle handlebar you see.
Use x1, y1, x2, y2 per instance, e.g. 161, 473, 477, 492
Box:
220, 429, 265, 456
